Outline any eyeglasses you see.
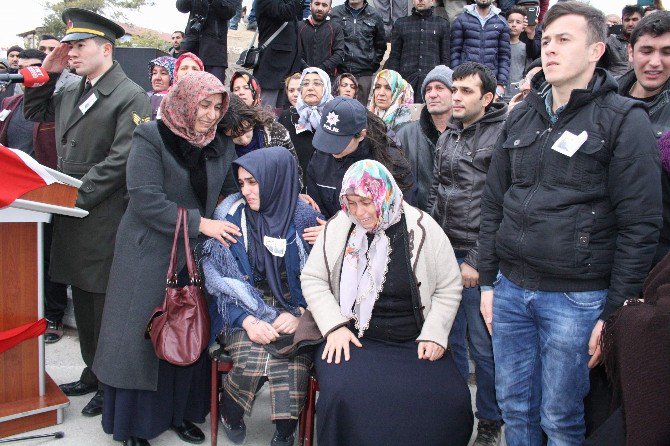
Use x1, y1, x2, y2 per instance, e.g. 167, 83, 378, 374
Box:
301, 80, 324, 88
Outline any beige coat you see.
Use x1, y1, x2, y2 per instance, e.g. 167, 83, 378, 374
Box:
300, 202, 462, 348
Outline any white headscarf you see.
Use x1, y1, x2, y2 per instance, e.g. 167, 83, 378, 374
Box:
296, 67, 333, 132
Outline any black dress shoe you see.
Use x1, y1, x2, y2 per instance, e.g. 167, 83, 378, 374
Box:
81, 390, 103, 417
221, 416, 246, 444
122, 437, 150, 446
172, 420, 205, 444
271, 431, 295, 446
59, 380, 97, 396
44, 320, 63, 344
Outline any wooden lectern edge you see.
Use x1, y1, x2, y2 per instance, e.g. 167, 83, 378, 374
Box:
10, 199, 88, 218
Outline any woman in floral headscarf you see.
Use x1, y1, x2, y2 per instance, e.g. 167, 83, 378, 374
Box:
368, 69, 415, 132
147, 56, 176, 120
94, 71, 240, 446
301, 160, 473, 446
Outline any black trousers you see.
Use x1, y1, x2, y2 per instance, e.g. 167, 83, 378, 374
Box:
355, 75, 373, 106
43, 222, 68, 323
71, 286, 105, 387
205, 65, 226, 84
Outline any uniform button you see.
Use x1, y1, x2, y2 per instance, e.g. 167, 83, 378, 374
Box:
70, 140, 76, 147
466, 152, 471, 156
579, 236, 588, 244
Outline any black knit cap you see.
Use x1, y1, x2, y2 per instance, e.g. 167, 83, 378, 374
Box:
61, 8, 125, 43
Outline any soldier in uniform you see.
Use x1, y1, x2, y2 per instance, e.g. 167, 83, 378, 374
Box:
24, 8, 151, 418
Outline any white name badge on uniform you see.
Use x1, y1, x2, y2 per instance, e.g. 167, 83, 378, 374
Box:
79, 93, 98, 115
264, 236, 287, 257
551, 130, 588, 157
0, 109, 10, 121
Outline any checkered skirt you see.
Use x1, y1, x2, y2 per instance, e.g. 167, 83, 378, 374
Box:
222, 329, 312, 420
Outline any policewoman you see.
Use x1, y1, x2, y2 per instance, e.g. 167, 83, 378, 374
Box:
24, 8, 151, 417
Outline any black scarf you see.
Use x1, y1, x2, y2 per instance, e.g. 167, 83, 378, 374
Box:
419, 105, 441, 147
158, 119, 217, 209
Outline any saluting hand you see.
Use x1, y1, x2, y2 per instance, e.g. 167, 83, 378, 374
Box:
42, 43, 71, 73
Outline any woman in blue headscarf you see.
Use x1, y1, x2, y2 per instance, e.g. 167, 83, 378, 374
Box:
201, 147, 321, 445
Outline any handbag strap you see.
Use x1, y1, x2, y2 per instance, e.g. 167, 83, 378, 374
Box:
181, 208, 201, 285
246, 28, 258, 50
166, 208, 201, 286
167, 207, 185, 286
259, 22, 289, 51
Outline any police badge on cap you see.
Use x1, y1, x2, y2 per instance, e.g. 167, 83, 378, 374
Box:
61, 8, 126, 43
313, 97, 368, 154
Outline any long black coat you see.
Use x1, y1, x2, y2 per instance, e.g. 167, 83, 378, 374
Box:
254, 0, 303, 91
177, 0, 239, 67
23, 62, 151, 293
93, 122, 236, 391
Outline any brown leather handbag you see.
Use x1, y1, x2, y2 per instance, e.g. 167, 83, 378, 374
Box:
146, 207, 210, 366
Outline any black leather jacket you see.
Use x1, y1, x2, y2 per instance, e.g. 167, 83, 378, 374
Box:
428, 102, 508, 269
330, 1, 387, 76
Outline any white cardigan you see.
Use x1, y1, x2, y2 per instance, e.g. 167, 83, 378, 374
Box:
300, 202, 463, 348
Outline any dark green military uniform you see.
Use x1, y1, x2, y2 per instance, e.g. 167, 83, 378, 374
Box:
24, 8, 151, 389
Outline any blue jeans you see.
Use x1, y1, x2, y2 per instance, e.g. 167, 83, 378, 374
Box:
248, 0, 256, 24
229, 3, 242, 29
492, 274, 607, 446
448, 256, 501, 424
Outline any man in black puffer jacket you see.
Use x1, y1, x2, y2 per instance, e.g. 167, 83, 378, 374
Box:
478, 3, 662, 445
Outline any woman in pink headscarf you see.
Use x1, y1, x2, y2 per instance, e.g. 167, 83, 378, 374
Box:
93, 71, 241, 446
173, 51, 205, 84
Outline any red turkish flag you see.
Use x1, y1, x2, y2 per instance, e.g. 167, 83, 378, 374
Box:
0, 144, 57, 207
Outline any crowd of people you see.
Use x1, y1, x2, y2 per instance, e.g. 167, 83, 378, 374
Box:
2, 0, 670, 445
